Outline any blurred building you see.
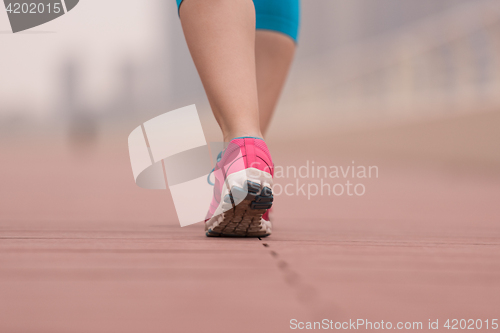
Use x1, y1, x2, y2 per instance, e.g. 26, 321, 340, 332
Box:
1, 0, 499, 143
274, 0, 500, 136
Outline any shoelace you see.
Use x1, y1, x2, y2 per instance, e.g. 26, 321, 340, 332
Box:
207, 150, 223, 186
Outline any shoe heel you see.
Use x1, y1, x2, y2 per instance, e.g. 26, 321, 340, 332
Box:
207, 169, 273, 237
223, 180, 273, 210
249, 182, 273, 210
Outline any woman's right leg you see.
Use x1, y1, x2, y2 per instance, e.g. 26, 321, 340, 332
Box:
179, 0, 262, 142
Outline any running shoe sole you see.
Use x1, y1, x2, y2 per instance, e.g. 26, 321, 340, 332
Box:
206, 179, 273, 237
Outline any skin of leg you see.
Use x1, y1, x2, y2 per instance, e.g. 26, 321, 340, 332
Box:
180, 0, 262, 142
255, 30, 296, 136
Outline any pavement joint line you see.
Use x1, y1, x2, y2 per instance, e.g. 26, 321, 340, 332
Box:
0, 249, 247, 253
1, 237, 499, 247
254, 239, 500, 246
1, 238, 499, 248
0, 237, 211, 240
257, 237, 321, 309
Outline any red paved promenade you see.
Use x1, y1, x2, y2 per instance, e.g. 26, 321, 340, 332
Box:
1, 112, 499, 332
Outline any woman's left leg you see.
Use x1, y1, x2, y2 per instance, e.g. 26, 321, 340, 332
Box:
255, 30, 296, 136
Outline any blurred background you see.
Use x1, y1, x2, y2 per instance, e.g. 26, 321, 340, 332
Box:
1, 0, 499, 227
2, 1, 500, 332
2, 0, 500, 156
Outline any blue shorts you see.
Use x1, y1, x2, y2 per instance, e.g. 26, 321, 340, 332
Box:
176, 0, 300, 43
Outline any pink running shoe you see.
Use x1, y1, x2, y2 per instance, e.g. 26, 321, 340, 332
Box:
205, 137, 274, 237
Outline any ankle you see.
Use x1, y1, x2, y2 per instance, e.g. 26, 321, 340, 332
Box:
223, 130, 263, 142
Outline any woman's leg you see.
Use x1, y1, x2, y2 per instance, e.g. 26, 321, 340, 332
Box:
255, 30, 296, 136
179, 0, 261, 142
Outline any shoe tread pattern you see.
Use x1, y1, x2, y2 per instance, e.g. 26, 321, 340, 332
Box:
206, 181, 273, 237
